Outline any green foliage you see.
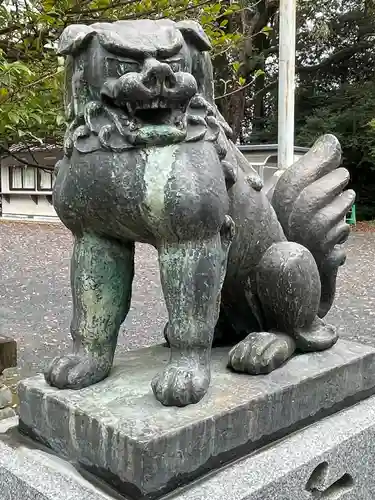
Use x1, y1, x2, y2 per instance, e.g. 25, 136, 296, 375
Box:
295, 81, 375, 220
246, 0, 375, 219
0, 50, 65, 146
0, 0, 249, 150
293, 0, 375, 220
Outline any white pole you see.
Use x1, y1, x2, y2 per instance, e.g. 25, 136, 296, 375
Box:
277, 0, 296, 170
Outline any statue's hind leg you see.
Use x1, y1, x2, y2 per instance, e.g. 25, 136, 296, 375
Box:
228, 242, 337, 375
45, 232, 134, 389
152, 219, 234, 407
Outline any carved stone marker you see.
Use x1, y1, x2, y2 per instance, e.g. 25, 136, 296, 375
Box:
17, 17, 373, 500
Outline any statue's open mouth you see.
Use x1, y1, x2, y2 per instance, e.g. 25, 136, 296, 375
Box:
98, 85, 196, 146
125, 98, 187, 127
132, 105, 172, 126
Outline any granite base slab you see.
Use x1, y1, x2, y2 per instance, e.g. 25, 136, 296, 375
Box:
18, 340, 375, 499
5, 395, 375, 500
172, 394, 375, 500
0, 417, 120, 500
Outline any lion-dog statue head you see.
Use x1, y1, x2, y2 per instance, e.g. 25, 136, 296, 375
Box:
59, 19, 233, 160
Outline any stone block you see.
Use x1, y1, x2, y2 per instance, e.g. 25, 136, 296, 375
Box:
18, 340, 375, 499
6, 394, 375, 500
0, 336, 17, 374
172, 394, 375, 500
0, 418, 118, 500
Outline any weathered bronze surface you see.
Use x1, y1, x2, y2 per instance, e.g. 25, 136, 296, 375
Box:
44, 19, 355, 407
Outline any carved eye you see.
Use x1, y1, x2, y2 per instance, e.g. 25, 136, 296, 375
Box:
116, 61, 140, 76
169, 61, 181, 73
105, 58, 139, 78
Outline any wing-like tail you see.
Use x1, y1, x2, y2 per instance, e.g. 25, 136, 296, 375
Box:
270, 134, 355, 317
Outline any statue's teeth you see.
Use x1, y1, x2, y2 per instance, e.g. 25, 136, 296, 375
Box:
151, 99, 159, 108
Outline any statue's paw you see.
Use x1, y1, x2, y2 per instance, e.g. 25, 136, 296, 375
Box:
228, 331, 296, 375
151, 361, 210, 407
294, 317, 338, 353
44, 354, 111, 389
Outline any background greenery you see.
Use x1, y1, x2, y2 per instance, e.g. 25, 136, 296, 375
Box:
1, 0, 375, 218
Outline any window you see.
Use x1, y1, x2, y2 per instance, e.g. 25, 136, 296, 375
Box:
24, 167, 36, 189
8, 166, 54, 192
9, 166, 36, 191
37, 169, 54, 191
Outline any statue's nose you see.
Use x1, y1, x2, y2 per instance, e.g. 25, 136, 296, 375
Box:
142, 59, 176, 90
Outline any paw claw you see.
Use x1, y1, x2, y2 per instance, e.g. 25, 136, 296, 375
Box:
44, 354, 111, 389
228, 332, 296, 375
152, 362, 210, 407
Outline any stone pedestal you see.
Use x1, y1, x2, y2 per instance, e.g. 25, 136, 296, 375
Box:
3, 392, 375, 499
17, 340, 375, 499
173, 395, 375, 500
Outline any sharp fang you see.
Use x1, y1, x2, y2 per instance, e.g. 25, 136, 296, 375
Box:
151, 99, 159, 109
129, 120, 137, 131
125, 102, 133, 115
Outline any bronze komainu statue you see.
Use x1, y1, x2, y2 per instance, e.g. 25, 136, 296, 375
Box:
45, 19, 355, 406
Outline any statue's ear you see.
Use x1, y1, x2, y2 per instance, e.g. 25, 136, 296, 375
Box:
191, 51, 215, 104
58, 24, 96, 56
176, 20, 211, 52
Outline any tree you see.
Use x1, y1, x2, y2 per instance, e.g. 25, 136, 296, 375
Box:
0, 1, 65, 155
213, 0, 279, 141
296, 81, 375, 219
294, 0, 375, 219
244, 0, 375, 141
0, 0, 279, 163
241, 0, 375, 219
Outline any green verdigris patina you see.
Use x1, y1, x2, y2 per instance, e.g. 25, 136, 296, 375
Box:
45, 19, 355, 407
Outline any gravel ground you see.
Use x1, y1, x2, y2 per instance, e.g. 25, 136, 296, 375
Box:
0, 220, 374, 383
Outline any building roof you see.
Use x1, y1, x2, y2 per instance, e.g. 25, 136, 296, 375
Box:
6, 143, 62, 154
1, 143, 63, 168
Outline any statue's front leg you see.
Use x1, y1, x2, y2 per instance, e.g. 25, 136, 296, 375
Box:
228, 242, 338, 375
45, 232, 134, 389
152, 232, 228, 407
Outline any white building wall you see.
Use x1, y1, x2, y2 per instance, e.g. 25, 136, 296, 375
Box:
1, 194, 56, 219
0, 165, 58, 220
1, 165, 9, 193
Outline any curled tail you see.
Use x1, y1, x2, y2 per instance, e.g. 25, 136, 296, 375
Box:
270, 134, 356, 317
